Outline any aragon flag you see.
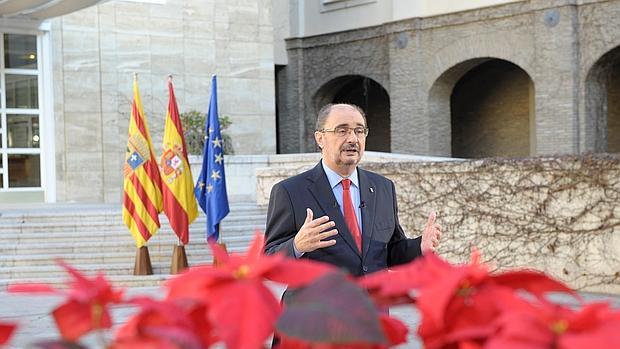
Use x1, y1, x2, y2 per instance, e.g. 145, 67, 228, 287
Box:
122, 75, 164, 248
160, 77, 198, 244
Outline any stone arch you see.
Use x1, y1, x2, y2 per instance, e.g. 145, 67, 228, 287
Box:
428, 58, 535, 158
313, 75, 391, 151
585, 46, 620, 153
423, 30, 536, 156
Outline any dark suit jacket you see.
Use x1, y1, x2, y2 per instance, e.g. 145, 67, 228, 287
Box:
264, 161, 422, 277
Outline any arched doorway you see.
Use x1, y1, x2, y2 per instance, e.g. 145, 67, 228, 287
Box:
450, 59, 534, 158
587, 46, 620, 153
314, 75, 391, 152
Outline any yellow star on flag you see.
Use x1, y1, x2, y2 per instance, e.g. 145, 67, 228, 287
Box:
214, 153, 224, 165
211, 170, 221, 180
212, 137, 222, 148
207, 183, 214, 193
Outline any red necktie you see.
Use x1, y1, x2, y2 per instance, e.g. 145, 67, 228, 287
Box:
341, 178, 362, 253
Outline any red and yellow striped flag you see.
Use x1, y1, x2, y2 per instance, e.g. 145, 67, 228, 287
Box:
160, 78, 198, 244
122, 75, 163, 248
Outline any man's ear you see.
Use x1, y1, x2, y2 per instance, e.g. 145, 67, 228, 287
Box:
314, 131, 323, 149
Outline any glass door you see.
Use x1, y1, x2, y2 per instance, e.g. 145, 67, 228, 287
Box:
0, 33, 43, 201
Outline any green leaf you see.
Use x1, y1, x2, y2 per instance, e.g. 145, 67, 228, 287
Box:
179, 110, 234, 155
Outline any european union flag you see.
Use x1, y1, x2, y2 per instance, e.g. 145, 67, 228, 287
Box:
194, 75, 230, 242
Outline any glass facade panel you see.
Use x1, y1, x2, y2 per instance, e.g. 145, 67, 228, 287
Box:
8, 154, 40, 187
6, 74, 38, 109
4, 34, 37, 69
7, 115, 39, 148
0, 33, 43, 193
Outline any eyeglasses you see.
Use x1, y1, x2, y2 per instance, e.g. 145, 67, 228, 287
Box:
319, 126, 369, 138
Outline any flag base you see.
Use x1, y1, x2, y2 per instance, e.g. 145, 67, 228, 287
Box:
171, 245, 189, 274
134, 246, 153, 275
213, 242, 228, 266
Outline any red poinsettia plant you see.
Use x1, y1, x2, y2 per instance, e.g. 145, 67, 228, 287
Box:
5, 234, 620, 349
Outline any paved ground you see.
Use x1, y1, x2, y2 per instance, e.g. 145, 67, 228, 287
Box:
1, 283, 619, 349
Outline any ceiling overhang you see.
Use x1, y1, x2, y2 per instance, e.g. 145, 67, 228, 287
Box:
0, 0, 107, 21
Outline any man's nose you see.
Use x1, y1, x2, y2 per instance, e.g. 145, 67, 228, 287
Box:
345, 128, 359, 142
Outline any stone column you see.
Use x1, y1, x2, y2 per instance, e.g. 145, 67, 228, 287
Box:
531, 5, 581, 154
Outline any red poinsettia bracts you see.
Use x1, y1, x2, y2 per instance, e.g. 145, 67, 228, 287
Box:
8, 260, 124, 341
165, 233, 336, 349
359, 251, 577, 349
484, 293, 620, 349
415, 254, 577, 349
5, 237, 620, 349
358, 252, 454, 306
111, 297, 216, 349
0, 321, 17, 346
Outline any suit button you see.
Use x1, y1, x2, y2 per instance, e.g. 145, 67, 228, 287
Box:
362, 266, 368, 272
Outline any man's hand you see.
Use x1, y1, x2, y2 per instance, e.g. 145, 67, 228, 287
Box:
420, 211, 442, 254
294, 208, 338, 253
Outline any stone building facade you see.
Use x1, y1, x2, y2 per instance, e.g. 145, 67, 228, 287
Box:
277, 0, 620, 158
0, 0, 276, 204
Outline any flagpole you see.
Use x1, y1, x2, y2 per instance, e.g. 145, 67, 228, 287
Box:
126, 72, 155, 276
212, 222, 228, 266
132, 75, 153, 275
194, 75, 230, 266
163, 73, 194, 274
171, 236, 188, 274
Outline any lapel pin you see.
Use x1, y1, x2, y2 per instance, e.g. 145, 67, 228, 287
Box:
369, 187, 374, 193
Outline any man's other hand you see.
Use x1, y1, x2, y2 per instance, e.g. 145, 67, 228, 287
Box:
421, 211, 442, 253
294, 208, 338, 253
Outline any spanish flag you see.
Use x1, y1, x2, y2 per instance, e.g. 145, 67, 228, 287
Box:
123, 75, 163, 248
160, 77, 198, 244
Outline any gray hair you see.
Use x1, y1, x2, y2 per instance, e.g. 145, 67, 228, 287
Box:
315, 103, 367, 131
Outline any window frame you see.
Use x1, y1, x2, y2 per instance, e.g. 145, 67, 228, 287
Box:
0, 23, 54, 201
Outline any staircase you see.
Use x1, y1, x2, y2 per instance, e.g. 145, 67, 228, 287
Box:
0, 202, 267, 289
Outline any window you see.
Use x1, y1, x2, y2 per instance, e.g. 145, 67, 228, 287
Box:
0, 33, 42, 191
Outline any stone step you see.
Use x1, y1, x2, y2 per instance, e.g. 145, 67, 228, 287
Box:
0, 204, 267, 224
0, 244, 252, 263
0, 252, 192, 268
0, 202, 265, 285
0, 208, 265, 220
0, 254, 225, 280
0, 224, 265, 243
0, 236, 253, 266
0, 274, 172, 290
0, 233, 255, 255
0, 215, 267, 234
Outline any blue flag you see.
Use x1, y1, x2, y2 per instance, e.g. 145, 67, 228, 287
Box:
194, 75, 230, 242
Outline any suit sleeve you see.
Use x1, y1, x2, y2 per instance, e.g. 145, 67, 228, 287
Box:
387, 180, 422, 266
264, 182, 298, 257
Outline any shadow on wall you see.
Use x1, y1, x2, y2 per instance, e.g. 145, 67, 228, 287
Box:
313, 75, 391, 152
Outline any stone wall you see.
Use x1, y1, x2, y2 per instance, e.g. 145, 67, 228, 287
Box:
256, 154, 620, 294
279, 0, 620, 157
52, 0, 275, 203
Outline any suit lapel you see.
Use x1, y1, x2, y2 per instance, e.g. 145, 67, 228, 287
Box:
306, 162, 361, 258
358, 168, 377, 259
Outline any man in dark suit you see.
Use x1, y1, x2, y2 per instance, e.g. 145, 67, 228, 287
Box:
264, 103, 441, 277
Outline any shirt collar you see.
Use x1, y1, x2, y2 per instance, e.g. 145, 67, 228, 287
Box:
321, 161, 359, 189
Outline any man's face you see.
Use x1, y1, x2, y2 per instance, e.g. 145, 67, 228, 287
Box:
315, 106, 366, 176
